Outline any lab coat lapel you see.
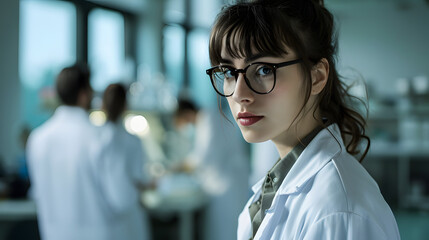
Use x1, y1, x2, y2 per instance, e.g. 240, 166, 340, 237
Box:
238, 178, 265, 240
277, 124, 343, 195
254, 124, 343, 240
253, 194, 288, 240
237, 206, 253, 240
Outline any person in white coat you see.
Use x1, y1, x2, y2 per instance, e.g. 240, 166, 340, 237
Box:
205, 0, 401, 239
194, 104, 250, 240
27, 64, 110, 240
173, 99, 250, 240
97, 83, 151, 240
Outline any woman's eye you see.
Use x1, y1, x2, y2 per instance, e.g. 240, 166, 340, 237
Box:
223, 69, 234, 78
256, 66, 273, 76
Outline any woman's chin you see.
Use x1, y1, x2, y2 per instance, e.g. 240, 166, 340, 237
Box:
241, 132, 270, 143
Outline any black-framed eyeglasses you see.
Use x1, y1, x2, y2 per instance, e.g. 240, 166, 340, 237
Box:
206, 59, 301, 97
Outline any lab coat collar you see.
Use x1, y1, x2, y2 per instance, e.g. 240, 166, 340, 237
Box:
250, 124, 343, 196
251, 176, 266, 194
277, 124, 343, 195
100, 120, 125, 142
54, 105, 89, 120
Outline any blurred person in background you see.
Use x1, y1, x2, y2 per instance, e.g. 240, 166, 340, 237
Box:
174, 98, 250, 240
97, 83, 151, 240
168, 98, 199, 167
26, 63, 107, 240
205, 0, 400, 239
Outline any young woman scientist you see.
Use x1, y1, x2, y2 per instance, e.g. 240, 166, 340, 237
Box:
205, 0, 400, 239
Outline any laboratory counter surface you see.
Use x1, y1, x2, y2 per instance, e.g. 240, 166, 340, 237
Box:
0, 200, 37, 221
0, 176, 208, 240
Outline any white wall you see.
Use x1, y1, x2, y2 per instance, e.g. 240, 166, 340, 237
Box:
0, 0, 21, 170
329, 1, 429, 97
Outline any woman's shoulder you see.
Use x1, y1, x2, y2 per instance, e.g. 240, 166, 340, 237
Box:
289, 154, 400, 239
307, 153, 383, 209
299, 153, 397, 231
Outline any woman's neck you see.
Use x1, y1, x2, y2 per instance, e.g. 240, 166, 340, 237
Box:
272, 111, 321, 159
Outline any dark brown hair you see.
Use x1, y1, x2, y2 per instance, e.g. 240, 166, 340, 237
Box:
56, 63, 91, 106
102, 83, 127, 123
175, 98, 199, 117
208, 0, 370, 161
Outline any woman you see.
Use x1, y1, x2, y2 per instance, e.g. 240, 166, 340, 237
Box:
97, 83, 151, 240
205, 0, 400, 239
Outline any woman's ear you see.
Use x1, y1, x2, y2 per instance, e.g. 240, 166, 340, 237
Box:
311, 58, 329, 95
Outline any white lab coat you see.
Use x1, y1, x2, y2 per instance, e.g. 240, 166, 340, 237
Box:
238, 124, 400, 240
193, 108, 250, 240
96, 121, 151, 240
27, 106, 150, 240
27, 106, 110, 240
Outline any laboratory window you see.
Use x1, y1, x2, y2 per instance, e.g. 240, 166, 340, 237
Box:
19, 0, 76, 128
163, 24, 186, 98
88, 8, 126, 92
188, 29, 216, 108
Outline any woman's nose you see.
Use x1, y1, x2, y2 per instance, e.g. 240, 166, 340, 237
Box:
231, 73, 254, 104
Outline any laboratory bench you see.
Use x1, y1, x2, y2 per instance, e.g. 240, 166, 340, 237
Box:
0, 199, 39, 240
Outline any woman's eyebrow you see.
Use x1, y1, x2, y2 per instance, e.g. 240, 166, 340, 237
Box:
220, 53, 280, 65
219, 58, 233, 64
245, 53, 278, 64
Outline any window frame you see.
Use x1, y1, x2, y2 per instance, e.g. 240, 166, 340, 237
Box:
61, 0, 138, 77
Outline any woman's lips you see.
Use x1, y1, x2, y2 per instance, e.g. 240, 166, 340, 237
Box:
237, 112, 263, 126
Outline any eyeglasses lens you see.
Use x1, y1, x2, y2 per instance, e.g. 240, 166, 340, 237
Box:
211, 64, 275, 96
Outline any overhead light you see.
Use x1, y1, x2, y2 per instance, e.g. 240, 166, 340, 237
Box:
124, 114, 150, 137
89, 110, 106, 126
